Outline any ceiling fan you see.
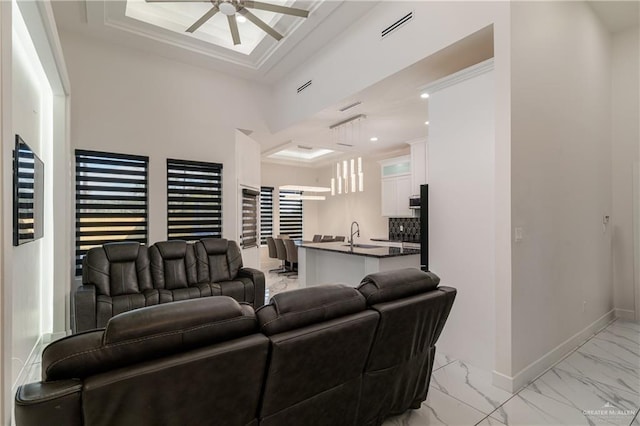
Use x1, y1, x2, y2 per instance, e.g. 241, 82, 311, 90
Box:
144, 0, 310, 45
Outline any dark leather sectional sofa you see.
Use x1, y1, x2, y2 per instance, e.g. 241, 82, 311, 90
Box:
75, 238, 265, 332
17, 268, 456, 426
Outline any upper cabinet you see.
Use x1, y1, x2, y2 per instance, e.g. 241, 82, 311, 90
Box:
379, 156, 413, 217
409, 140, 428, 195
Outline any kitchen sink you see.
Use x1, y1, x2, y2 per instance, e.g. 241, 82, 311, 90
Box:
342, 244, 381, 249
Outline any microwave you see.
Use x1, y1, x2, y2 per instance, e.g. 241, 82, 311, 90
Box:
409, 195, 421, 209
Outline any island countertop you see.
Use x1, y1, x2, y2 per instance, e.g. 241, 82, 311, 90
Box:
299, 242, 420, 259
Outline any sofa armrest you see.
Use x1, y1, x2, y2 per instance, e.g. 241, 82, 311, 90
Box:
74, 285, 96, 333
238, 267, 265, 309
15, 380, 83, 426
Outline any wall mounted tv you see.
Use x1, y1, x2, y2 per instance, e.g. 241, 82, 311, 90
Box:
13, 135, 44, 246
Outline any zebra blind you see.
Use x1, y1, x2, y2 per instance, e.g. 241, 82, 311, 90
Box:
278, 190, 303, 240
260, 186, 273, 245
75, 150, 149, 276
241, 188, 259, 248
167, 158, 222, 241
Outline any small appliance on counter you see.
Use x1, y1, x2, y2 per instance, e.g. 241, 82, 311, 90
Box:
409, 195, 421, 209
419, 184, 429, 272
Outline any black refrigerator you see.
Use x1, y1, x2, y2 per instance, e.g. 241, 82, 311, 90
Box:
419, 184, 429, 272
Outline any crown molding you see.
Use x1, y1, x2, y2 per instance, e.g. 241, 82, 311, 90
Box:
419, 58, 494, 95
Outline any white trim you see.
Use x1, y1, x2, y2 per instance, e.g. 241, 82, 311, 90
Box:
420, 58, 494, 95
615, 308, 636, 320
42, 331, 67, 344
492, 309, 615, 392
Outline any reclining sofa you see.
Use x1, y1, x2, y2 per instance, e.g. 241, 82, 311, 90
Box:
17, 268, 456, 426
75, 238, 265, 333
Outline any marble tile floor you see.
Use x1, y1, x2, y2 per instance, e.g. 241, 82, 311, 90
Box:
384, 318, 640, 426
263, 259, 300, 304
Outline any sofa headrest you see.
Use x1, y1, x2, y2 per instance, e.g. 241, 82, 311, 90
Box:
153, 240, 187, 260
256, 285, 366, 336
357, 268, 440, 305
42, 297, 257, 381
103, 242, 141, 263
200, 238, 228, 255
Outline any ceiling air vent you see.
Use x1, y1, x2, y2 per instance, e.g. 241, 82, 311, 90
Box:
339, 101, 362, 112
381, 11, 413, 39
337, 142, 354, 147
297, 80, 312, 93
297, 145, 313, 150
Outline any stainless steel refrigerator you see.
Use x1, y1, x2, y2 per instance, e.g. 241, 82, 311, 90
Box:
419, 184, 429, 271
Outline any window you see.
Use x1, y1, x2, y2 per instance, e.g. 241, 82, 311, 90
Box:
278, 190, 303, 239
241, 188, 259, 248
260, 186, 273, 245
167, 158, 222, 241
75, 150, 149, 276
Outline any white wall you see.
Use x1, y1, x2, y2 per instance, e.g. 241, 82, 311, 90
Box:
235, 130, 261, 269
427, 64, 496, 371
316, 155, 391, 243
10, 3, 54, 388
510, 1, 613, 379
60, 32, 271, 247
611, 27, 639, 318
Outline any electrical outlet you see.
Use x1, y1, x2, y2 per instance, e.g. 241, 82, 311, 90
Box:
514, 227, 523, 243
400, 225, 404, 232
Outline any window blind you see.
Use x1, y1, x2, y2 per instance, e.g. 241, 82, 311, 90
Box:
241, 188, 259, 248
75, 150, 149, 276
167, 158, 223, 241
278, 190, 303, 240
260, 186, 273, 245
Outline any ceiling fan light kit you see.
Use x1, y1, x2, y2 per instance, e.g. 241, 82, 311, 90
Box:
145, 0, 310, 45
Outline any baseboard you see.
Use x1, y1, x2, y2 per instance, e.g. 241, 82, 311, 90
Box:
492, 309, 615, 393
614, 308, 635, 320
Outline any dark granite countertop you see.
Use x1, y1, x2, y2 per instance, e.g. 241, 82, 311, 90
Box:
370, 237, 421, 243
299, 242, 420, 258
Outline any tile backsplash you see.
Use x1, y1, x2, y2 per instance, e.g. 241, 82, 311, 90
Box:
388, 217, 420, 242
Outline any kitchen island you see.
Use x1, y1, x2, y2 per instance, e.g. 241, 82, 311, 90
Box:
298, 242, 421, 288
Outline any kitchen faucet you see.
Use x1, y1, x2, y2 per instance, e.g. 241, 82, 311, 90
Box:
350, 221, 360, 250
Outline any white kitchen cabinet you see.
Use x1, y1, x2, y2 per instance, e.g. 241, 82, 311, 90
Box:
379, 156, 413, 217
409, 140, 428, 195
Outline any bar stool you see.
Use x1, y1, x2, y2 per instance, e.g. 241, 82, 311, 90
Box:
266, 237, 286, 272
274, 238, 289, 274
334, 236, 345, 242
312, 235, 322, 242
283, 238, 298, 278
321, 235, 333, 242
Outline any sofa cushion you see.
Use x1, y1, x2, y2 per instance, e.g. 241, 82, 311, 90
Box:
43, 296, 258, 381
196, 239, 230, 282
357, 268, 440, 305
256, 285, 366, 336
82, 242, 152, 297
149, 241, 197, 290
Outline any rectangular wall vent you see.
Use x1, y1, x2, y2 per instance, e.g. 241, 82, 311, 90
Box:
297, 80, 312, 93
381, 11, 413, 39
339, 101, 362, 112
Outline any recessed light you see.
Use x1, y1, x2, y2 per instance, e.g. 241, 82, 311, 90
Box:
425, 121, 429, 125
370, 137, 378, 142
420, 93, 430, 99
237, 15, 247, 23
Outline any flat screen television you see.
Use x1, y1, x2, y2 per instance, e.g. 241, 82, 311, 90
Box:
13, 135, 44, 246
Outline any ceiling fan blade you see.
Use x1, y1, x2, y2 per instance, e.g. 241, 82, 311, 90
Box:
186, 6, 219, 33
243, 1, 309, 18
238, 8, 283, 41
227, 15, 241, 45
